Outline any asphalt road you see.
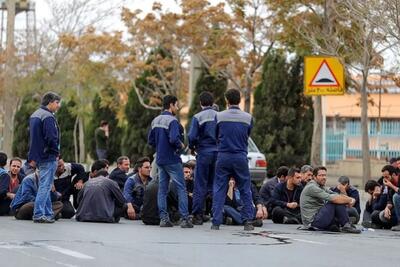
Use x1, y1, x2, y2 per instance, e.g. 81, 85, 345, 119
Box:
0, 217, 398, 267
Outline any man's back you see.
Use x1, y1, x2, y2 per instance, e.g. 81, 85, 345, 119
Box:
188, 108, 218, 153
76, 176, 125, 223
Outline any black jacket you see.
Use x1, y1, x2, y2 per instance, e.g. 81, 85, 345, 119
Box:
270, 181, 303, 209
109, 168, 128, 190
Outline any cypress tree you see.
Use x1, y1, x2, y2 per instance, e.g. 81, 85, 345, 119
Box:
86, 87, 123, 163
252, 52, 313, 170
56, 100, 77, 162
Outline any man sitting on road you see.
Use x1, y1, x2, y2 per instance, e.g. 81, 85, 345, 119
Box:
300, 165, 313, 186
1, 157, 25, 215
76, 160, 126, 223
123, 157, 153, 220
259, 166, 289, 216
362, 179, 387, 229
53, 158, 86, 219
270, 167, 303, 224
10, 172, 63, 221
109, 156, 130, 190
330, 176, 361, 224
0, 152, 12, 215
300, 166, 360, 233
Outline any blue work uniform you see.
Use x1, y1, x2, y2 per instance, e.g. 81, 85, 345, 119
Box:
148, 111, 189, 222
188, 107, 218, 216
212, 105, 254, 226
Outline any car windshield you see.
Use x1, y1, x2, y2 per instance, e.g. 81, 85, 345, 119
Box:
248, 138, 259, 153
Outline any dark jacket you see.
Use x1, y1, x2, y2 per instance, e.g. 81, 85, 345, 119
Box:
54, 163, 86, 202
141, 179, 160, 225
123, 173, 152, 211
330, 185, 361, 214
0, 168, 10, 201
365, 193, 387, 213
259, 176, 279, 208
28, 106, 60, 163
270, 182, 303, 209
188, 107, 218, 154
76, 176, 125, 223
148, 111, 184, 165
109, 168, 128, 190
10, 173, 58, 211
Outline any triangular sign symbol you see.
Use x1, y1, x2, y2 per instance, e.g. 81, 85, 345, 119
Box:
309, 59, 340, 87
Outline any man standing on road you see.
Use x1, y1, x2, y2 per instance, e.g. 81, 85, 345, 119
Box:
211, 89, 255, 231
28, 92, 61, 223
95, 120, 109, 160
188, 91, 218, 225
148, 95, 193, 228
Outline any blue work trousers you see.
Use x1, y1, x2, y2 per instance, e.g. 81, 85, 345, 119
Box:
311, 203, 349, 230
33, 161, 57, 220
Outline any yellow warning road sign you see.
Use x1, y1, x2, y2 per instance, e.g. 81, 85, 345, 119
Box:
304, 56, 345, 95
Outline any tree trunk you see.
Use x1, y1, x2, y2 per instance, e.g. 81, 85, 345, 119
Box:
311, 96, 322, 166
361, 50, 371, 186
1, 0, 16, 155
78, 116, 85, 163
243, 87, 251, 113
73, 116, 79, 163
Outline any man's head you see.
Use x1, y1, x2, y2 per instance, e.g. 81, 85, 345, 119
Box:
136, 157, 151, 179
41, 92, 61, 113
0, 152, 7, 168
163, 95, 179, 115
117, 156, 130, 173
313, 166, 327, 186
56, 158, 65, 175
9, 157, 22, 176
287, 167, 301, 186
101, 159, 110, 171
100, 120, 109, 129
199, 91, 214, 108
300, 165, 313, 184
381, 164, 397, 181
225, 88, 241, 106
338, 176, 350, 191
183, 162, 193, 181
364, 179, 380, 194
276, 166, 289, 182
91, 160, 108, 178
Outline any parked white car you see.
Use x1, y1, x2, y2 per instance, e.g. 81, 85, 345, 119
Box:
180, 137, 267, 182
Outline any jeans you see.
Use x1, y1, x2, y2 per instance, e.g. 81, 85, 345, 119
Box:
158, 163, 189, 221
96, 149, 108, 160
311, 203, 349, 230
33, 161, 57, 220
212, 155, 254, 226
192, 152, 217, 215
271, 206, 302, 224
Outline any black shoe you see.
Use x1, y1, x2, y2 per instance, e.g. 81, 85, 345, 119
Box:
160, 220, 174, 227
244, 221, 254, 231
327, 224, 340, 232
180, 219, 194, 228
252, 219, 263, 227
192, 214, 203, 225
224, 216, 233, 225
341, 223, 361, 234
202, 214, 210, 222
283, 216, 300, 224
211, 224, 220, 230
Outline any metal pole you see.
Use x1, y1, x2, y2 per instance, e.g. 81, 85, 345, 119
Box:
377, 71, 382, 159
322, 95, 327, 166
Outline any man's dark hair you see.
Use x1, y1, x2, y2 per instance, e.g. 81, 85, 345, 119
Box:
183, 162, 193, 169
288, 167, 300, 177
381, 164, 397, 176
136, 157, 150, 169
199, 91, 214, 107
9, 157, 22, 165
0, 152, 7, 167
276, 166, 289, 178
91, 160, 107, 173
41, 91, 61, 106
313, 166, 327, 177
364, 180, 379, 193
117, 156, 129, 165
101, 159, 109, 166
163, 95, 178, 110
389, 157, 397, 164
100, 120, 108, 127
224, 88, 241, 105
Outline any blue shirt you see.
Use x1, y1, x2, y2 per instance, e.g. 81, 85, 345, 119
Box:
123, 173, 152, 210
148, 111, 184, 165
216, 106, 253, 157
188, 107, 217, 154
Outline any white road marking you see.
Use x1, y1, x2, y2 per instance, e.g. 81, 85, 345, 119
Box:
292, 238, 326, 245
34, 243, 95, 260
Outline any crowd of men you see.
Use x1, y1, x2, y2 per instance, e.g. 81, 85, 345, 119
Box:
1, 90, 400, 234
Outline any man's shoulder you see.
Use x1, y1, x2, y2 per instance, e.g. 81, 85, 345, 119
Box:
217, 109, 252, 125
151, 114, 177, 129
30, 107, 53, 121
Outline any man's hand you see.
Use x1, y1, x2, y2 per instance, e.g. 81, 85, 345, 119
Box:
127, 204, 136, 220
373, 186, 381, 199
74, 180, 84, 190
6, 192, 15, 200
286, 202, 298, 209
348, 197, 356, 208
256, 207, 263, 219
337, 184, 347, 194
262, 206, 268, 219
383, 178, 394, 189
190, 149, 196, 156
384, 206, 391, 219
51, 185, 56, 192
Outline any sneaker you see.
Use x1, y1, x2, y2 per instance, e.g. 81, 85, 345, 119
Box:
328, 224, 340, 232
243, 221, 254, 231
341, 223, 361, 234
192, 214, 203, 225
33, 217, 55, 224
252, 219, 263, 227
160, 220, 174, 227
211, 224, 220, 230
361, 221, 380, 229
283, 216, 300, 224
391, 225, 400, 231
180, 219, 194, 228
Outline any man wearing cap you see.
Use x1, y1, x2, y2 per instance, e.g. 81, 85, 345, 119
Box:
330, 176, 361, 224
